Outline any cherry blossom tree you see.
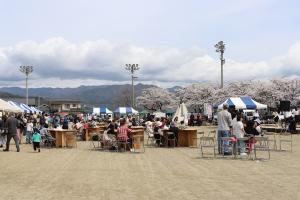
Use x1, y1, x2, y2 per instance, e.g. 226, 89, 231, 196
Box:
136, 87, 177, 111
137, 77, 300, 112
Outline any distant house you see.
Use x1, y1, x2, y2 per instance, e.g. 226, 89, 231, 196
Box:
46, 99, 83, 113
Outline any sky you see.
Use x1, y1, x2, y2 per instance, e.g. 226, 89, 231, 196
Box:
0, 0, 300, 88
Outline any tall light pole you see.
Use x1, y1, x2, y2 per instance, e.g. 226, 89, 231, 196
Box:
19, 66, 33, 105
125, 64, 140, 108
215, 41, 225, 88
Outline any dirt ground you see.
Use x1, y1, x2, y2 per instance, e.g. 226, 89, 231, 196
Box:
0, 126, 300, 200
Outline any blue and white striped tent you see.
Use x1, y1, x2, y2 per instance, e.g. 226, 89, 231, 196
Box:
8, 101, 24, 112
93, 106, 112, 114
114, 107, 138, 114
20, 103, 35, 113
30, 106, 42, 114
218, 97, 267, 110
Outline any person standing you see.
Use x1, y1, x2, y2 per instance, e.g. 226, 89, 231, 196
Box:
232, 114, 247, 156
217, 103, 232, 155
26, 119, 34, 144
16, 114, 24, 144
0, 115, 7, 148
3, 113, 20, 152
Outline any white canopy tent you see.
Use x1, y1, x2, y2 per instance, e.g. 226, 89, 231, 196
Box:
93, 106, 113, 114
152, 111, 166, 118
114, 107, 138, 114
172, 103, 188, 125
0, 99, 22, 113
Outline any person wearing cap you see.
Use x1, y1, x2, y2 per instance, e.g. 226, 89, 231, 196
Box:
217, 103, 232, 155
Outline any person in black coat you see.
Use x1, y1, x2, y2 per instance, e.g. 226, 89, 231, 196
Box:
244, 119, 259, 136
3, 113, 20, 152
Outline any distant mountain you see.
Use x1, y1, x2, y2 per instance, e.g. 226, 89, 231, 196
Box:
167, 86, 182, 93
0, 84, 157, 109
0, 91, 21, 98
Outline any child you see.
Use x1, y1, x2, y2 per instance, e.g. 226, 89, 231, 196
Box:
32, 128, 41, 152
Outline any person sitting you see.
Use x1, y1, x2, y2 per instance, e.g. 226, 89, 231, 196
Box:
244, 119, 259, 136
131, 118, 137, 126
107, 120, 117, 137
117, 119, 132, 150
39, 124, 49, 137
254, 119, 262, 135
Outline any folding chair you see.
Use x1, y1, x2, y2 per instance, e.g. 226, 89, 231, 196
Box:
90, 133, 101, 149
153, 132, 162, 147
165, 132, 177, 148
99, 133, 116, 151
235, 137, 251, 159
279, 132, 293, 152
146, 128, 155, 146
43, 133, 56, 148
208, 130, 216, 138
116, 136, 130, 152
76, 126, 84, 141
192, 131, 204, 147
263, 131, 277, 150
200, 136, 216, 158
254, 136, 270, 160
220, 137, 236, 158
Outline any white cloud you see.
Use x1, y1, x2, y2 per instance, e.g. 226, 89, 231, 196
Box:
0, 37, 299, 88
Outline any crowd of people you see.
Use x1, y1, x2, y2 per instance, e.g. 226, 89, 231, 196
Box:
0, 104, 298, 154
216, 103, 292, 156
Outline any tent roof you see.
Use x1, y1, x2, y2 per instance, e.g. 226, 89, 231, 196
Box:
93, 106, 112, 114
114, 107, 138, 114
0, 99, 22, 113
218, 96, 267, 110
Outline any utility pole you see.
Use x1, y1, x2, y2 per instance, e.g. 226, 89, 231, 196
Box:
125, 64, 140, 108
215, 41, 225, 88
19, 66, 33, 105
